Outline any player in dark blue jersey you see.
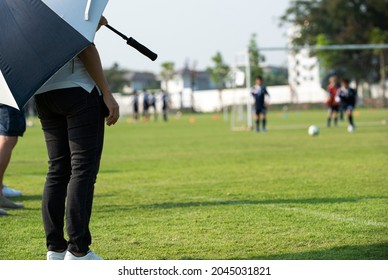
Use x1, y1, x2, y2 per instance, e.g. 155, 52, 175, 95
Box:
251, 76, 270, 132
132, 90, 139, 122
338, 78, 357, 132
142, 90, 150, 121
161, 90, 169, 122
149, 92, 157, 122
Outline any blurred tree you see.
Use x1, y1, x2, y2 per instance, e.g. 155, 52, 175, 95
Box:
280, 0, 388, 85
103, 63, 128, 93
207, 52, 230, 110
264, 67, 289, 86
248, 34, 265, 86
370, 27, 388, 106
160, 62, 175, 94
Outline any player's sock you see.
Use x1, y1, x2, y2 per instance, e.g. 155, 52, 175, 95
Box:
256, 119, 260, 132
334, 117, 338, 126
327, 117, 331, 127
262, 118, 267, 131
349, 115, 354, 126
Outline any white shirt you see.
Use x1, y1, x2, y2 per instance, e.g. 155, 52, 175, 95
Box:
35, 57, 96, 94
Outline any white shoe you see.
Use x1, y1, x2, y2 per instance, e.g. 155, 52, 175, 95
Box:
347, 125, 355, 133
64, 250, 103, 260
47, 251, 67, 260
0, 208, 8, 215
0, 196, 23, 209
2, 185, 22, 197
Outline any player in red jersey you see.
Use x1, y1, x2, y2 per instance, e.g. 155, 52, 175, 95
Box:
326, 76, 340, 127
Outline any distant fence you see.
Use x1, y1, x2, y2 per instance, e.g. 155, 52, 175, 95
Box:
114, 83, 387, 115
115, 85, 327, 115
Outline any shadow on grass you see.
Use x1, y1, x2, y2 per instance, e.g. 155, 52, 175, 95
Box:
95, 196, 386, 212
98, 169, 128, 174
139, 196, 384, 210
232, 243, 388, 260
17, 195, 42, 202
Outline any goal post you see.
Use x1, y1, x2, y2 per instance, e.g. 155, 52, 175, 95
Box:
231, 49, 253, 131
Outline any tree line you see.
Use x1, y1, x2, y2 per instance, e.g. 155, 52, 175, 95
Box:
105, 0, 387, 100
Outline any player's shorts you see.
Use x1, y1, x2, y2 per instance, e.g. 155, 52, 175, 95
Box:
255, 107, 267, 115
328, 105, 340, 113
342, 104, 355, 112
0, 105, 26, 137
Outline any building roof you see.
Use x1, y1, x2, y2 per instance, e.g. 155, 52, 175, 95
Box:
123, 71, 157, 82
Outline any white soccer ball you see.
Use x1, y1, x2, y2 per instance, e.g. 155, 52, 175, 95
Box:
347, 125, 355, 133
308, 125, 320, 136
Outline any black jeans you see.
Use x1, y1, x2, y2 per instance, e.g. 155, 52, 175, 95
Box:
35, 87, 105, 254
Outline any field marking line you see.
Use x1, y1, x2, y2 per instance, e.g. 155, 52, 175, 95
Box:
266, 204, 388, 228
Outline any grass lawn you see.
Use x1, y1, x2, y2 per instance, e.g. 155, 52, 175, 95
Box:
0, 108, 387, 260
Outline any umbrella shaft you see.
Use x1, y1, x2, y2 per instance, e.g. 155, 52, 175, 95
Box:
105, 24, 128, 41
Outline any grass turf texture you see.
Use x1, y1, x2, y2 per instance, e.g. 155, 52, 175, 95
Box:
0, 109, 387, 260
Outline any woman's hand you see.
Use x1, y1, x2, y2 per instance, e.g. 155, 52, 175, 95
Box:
97, 16, 108, 31
102, 92, 120, 126
78, 44, 120, 126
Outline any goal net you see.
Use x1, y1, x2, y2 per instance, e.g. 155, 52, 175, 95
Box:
230, 95, 253, 131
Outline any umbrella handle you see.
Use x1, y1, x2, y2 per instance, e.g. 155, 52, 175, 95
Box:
105, 24, 158, 61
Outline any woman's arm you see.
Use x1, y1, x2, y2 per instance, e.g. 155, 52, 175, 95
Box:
78, 44, 119, 126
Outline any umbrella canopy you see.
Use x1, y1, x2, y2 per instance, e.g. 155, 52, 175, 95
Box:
0, 0, 109, 109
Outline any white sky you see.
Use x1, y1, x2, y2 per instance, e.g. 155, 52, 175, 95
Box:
94, 0, 291, 73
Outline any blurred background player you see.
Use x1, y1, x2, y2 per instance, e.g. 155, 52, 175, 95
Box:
149, 92, 157, 122
326, 76, 340, 127
132, 90, 139, 122
251, 76, 270, 132
161, 90, 169, 122
142, 89, 150, 121
338, 78, 357, 132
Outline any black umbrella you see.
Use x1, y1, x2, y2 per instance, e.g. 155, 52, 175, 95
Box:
0, 0, 109, 109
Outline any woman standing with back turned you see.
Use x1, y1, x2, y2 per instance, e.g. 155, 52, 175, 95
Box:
34, 16, 119, 260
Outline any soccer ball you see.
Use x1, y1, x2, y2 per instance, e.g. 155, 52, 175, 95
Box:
347, 125, 355, 133
308, 125, 320, 136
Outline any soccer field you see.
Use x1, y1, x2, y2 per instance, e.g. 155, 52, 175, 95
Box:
1, 109, 387, 260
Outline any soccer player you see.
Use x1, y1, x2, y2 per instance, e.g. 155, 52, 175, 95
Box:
338, 78, 357, 132
142, 90, 150, 121
326, 76, 340, 127
251, 76, 270, 132
149, 92, 157, 122
161, 90, 169, 122
132, 90, 139, 122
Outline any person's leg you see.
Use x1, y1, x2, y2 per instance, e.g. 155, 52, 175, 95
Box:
0, 136, 24, 209
154, 108, 158, 122
35, 94, 70, 252
347, 109, 354, 127
255, 112, 260, 132
65, 89, 104, 255
0, 105, 25, 196
333, 110, 338, 127
134, 107, 138, 121
83, 93, 106, 250
261, 112, 267, 132
340, 104, 344, 121
0, 136, 18, 188
327, 108, 332, 127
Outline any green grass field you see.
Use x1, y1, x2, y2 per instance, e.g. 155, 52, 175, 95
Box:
1, 108, 387, 260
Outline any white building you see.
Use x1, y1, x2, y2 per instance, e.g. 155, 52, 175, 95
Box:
162, 66, 216, 109
287, 48, 327, 103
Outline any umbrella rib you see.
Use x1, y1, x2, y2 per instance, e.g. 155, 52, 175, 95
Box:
84, 0, 92, 21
